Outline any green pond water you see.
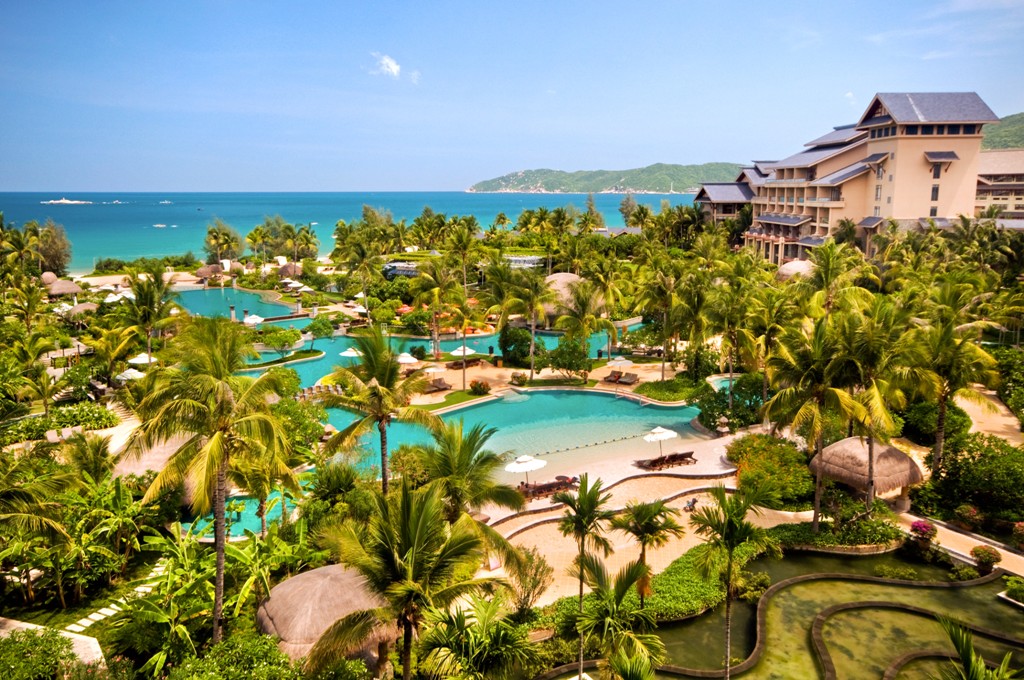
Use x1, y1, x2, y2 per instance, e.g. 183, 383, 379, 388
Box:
550, 552, 1024, 680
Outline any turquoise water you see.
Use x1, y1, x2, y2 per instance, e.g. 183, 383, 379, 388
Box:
708, 376, 737, 391
176, 287, 294, 319
0, 191, 694, 274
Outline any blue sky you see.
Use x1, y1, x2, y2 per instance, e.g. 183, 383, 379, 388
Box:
2, 0, 1023, 191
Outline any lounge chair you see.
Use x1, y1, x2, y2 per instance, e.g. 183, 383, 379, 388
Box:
618, 372, 640, 385
666, 451, 696, 465
603, 370, 623, 383
424, 377, 453, 394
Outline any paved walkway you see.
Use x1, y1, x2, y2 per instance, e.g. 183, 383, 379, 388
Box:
63, 560, 166, 634
896, 515, 1024, 576
955, 385, 1024, 446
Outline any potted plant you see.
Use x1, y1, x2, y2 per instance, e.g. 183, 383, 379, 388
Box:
953, 504, 982, 531
1013, 522, 1024, 551
910, 520, 937, 551
971, 545, 1002, 575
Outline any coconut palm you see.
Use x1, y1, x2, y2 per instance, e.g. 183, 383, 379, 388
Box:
763, 317, 863, 532
799, 238, 876, 317
747, 285, 798, 401
319, 327, 439, 495
418, 595, 536, 680
707, 278, 754, 410
10, 283, 45, 334
20, 364, 63, 418
84, 326, 137, 385
553, 474, 615, 680
513, 269, 556, 380
556, 279, 617, 357
0, 454, 74, 536
125, 317, 292, 643
690, 483, 779, 680
307, 481, 500, 680
228, 449, 300, 537
611, 500, 685, 607
10, 331, 55, 372
411, 257, 464, 358
415, 420, 524, 524
634, 263, 681, 380
120, 263, 180, 357
585, 255, 633, 357
446, 219, 485, 297
608, 653, 657, 680
916, 320, 998, 470
935, 616, 1021, 679
576, 553, 666, 676
295, 223, 320, 261
62, 432, 117, 482
480, 259, 522, 332
246, 224, 270, 267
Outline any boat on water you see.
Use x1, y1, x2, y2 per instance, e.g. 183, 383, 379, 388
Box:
159, 200, 173, 204
40, 197, 92, 205
153, 224, 167, 228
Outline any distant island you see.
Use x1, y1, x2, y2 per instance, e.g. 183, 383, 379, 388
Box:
982, 111, 1024, 150
467, 162, 742, 194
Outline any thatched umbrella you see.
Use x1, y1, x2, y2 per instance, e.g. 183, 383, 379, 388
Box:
256, 564, 395, 667
777, 259, 815, 281
543, 271, 582, 316
47, 279, 83, 296
278, 262, 303, 278
195, 263, 223, 279
810, 437, 924, 511
229, 260, 245, 273
67, 302, 99, 317
40, 271, 58, 285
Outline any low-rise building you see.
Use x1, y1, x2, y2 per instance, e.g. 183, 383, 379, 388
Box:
976, 149, 1024, 219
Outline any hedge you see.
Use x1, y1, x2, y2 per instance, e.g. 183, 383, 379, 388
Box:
727, 434, 814, 507
0, 402, 119, 446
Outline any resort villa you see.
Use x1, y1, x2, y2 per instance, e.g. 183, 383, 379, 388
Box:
697, 92, 1017, 264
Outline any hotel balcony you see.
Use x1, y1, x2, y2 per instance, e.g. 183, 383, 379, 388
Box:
764, 178, 809, 186
805, 196, 845, 208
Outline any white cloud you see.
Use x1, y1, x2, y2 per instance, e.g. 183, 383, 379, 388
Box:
409, 70, 420, 85
371, 53, 401, 79
844, 91, 856, 107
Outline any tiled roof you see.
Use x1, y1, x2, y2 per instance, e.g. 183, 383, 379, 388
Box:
997, 219, 1024, 231
697, 183, 755, 203
864, 93, 998, 125
773, 142, 862, 170
858, 216, 885, 228
804, 125, 866, 148
860, 115, 894, 128
862, 152, 889, 164
978, 149, 1024, 175
757, 213, 812, 227
812, 161, 870, 187
918, 217, 953, 229
797, 236, 827, 247
924, 151, 960, 162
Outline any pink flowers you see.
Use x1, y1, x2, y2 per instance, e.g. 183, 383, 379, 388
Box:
910, 520, 937, 541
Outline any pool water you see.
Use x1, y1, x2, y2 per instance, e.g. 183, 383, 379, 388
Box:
707, 375, 738, 391
176, 287, 294, 319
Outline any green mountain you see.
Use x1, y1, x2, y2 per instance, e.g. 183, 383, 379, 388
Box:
468, 162, 742, 194
983, 112, 1024, 149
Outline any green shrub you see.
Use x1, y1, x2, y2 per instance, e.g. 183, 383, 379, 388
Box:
1005, 576, 1024, 602
696, 373, 767, 432
0, 402, 119, 446
737, 570, 771, 602
469, 380, 491, 395
0, 627, 75, 680
768, 519, 903, 548
970, 545, 1002, 568
167, 632, 305, 680
950, 564, 980, 582
727, 434, 814, 507
499, 325, 545, 368
874, 565, 920, 581
901, 400, 971, 447
634, 377, 706, 402
937, 433, 1024, 523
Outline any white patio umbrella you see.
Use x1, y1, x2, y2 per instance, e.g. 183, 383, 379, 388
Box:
243, 314, 264, 325
115, 368, 146, 382
504, 455, 547, 485
643, 426, 678, 456
396, 352, 418, 364
354, 291, 365, 298
608, 357, 634, 368
449, 346, 476, 357
103, 293, 123, 304
119, 290, 136, 300
127, 352, 157, 365
96, 284, 117, 292
350, 305, 367, 314
298, 285, 315, 293
339, 347, 363, 358
288, 281, 304, 289
424, 365, 446, 374
279, 278, 294, 285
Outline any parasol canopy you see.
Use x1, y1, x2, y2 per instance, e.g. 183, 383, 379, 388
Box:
243, 314, 264, 325
127, 352, 157, 365
354, 291, 365, 298
504, 454, 547, 485
47, 279, 82, 296
339, 347, 363, 358
449, 346, 476, 357
115, 368, 146, 382
644, 426, 679, 456
350, 305, 367, 314
297, 285, 315, 293
396, 352, 418, 364
607, 357, 634, 368
424, 365, 446, 374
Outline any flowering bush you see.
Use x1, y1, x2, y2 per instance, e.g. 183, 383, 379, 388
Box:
510, 372, 528, 386
970, 545, 1002, 567
1013, 522, 1024, 550
954, 504, 982, 530
469, 380, 491, 395
910, 520, 937, 541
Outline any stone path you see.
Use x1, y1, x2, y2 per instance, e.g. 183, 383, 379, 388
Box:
63, 560, 166, 634
955, 385, 1024, 446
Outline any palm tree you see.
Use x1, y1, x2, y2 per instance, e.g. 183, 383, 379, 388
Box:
125, 317, 292, 643
555, 279, 617, 358
480, 259, 522, 331
415, 420, 524, 523
320, 327, 439, 494
228, 448, 300, 537
576, 553, 666, 675
341, 237, 384, 313
295, 223, 320, 261
514, 270, 556, 380
634, 264, 680, 380
62, 432, 117, 481
84, 326, 137, 385
10, 283, 45, 334
799, 238, 875, 317
608, 653, 657, 680
935, 616, 1021, 679
418, 596, 536, 680
10, 332, 54, 372
20, 364, 63, 418
553, 474, 615, 680
307, 481, 500, 680
585, 255, 633, 357
747, 285, 798, 402
0, 454, 74, 536
763, 318, 863, 532
411, 257, 463, 359
707, 277, 753, 410
246, 225, 270, 268
446, 220, 484, 297
917, 320, 998, 470
611, 500, 685, 607
120, 263, 180, 357
690, 483, 779, 680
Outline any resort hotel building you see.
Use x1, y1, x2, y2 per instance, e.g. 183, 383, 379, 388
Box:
697, 92, 1020, 264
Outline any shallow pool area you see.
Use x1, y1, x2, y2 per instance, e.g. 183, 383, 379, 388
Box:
176, 286, 294, 319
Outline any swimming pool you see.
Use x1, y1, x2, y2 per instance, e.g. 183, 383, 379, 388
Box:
176, 287, 294, 319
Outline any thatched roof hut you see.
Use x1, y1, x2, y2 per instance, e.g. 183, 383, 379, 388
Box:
195, 264, 223, 279
278, 262, 303, 278
543, 272, 582, 316
810, 437, 923, 494
67, 302, 99, 317
47, 279, 83, 296
256, 564, 393, 663
40, 271, 58, 285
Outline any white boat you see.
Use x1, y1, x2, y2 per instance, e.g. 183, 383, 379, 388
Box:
159, 200, 173, 204
153, 224, 167, 228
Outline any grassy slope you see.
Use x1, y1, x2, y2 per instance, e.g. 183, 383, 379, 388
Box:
982, 112, 1024, 150
470, 162, 742, 193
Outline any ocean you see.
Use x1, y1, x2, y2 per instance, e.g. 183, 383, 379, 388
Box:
0, 191, 694, 275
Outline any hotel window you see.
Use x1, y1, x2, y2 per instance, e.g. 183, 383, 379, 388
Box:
874, 206, 881, 217
922, 125, 934, 135
931, 185, 940, 201
964, 124, 977, 134
870, 129, 877, 139
887, 196, 892, 204
948, 124, 960, 135
932, 163, 942, 179
876, 166, 884, 180
906, 125, 919, 135
930, 207, 938, 217
936, 125, 945, 135
875, 185, 882, 200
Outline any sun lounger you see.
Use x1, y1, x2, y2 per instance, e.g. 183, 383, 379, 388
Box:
45, 430, 61, 444
603, 370, 623, 383
424, 377, 453, 394
618, 372, 640, 385
666, 451, 696, 465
